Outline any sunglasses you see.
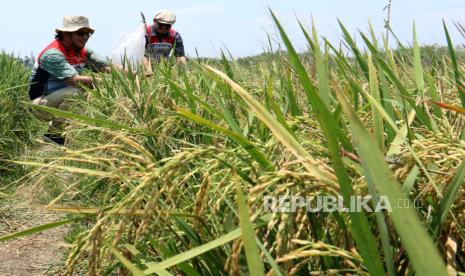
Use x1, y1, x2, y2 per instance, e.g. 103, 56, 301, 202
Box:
157, 23, 172, 29
74, 30, 93, 37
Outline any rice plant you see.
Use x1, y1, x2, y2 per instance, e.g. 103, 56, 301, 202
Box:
0, 52, 41, 185
3, 13, 465, 275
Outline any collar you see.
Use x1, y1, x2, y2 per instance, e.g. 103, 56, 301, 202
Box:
151, 25, 171, 38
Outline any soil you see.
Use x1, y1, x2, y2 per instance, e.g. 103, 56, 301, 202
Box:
0, 144, 69, 276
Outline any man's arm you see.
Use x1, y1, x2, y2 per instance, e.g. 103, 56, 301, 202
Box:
86, 49, 112, 73
40, 50, 95, 88
64, 75, 94, 88
174, 32, 187, 64
86, 49, 133, 74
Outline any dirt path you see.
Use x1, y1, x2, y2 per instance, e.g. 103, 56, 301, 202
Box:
0, 205, 68, 275
0, 145, 68, 275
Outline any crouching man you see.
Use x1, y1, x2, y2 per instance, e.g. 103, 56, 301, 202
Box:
28, 15, 111, 145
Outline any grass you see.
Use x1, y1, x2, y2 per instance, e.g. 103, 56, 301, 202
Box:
0, 52, 41, 186
2, 14, 465, 275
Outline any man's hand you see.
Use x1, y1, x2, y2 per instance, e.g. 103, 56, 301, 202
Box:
65, 75, 94, 88
177, 56, 188, 64
142, 57, 154, 75
99, 66, 112, 73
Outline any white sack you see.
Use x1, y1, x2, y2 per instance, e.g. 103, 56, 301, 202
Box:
111, 24, 146, 66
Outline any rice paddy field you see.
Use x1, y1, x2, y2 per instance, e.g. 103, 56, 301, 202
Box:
2, 15, 465, 275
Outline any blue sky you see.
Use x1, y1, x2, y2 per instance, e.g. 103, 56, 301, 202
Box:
0, 0, 464, 59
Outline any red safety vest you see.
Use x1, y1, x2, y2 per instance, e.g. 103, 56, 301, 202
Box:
37, 39, 87, 66
28, 40, 88, 100
146, 24, 176, 45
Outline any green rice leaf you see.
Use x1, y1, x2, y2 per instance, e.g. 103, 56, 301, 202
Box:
338, 20, 369, 79
335, 87, 447, 276
413, 22, 425, 96
202, 65, 333, 183
235, 178, 265, 276
264, 75, 295, 136
24, 102, 149, 135
402, 165, 419, 196
431, 156, 465, 236
110, 246, 146, 276
443, 20, 465, 107
177, 108, 274, 171
271, 10, 385, 275
312, 18, 331, 108
367, 54, 384, 151
0, 219, 72, 243
149, 241, 202, 276
143, 229, 241, 274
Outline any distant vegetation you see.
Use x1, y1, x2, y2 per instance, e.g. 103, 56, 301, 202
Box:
236, 44, 465, 66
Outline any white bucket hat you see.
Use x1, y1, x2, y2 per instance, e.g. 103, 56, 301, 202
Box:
55, 16, 94, 33
153, 10, 176, 24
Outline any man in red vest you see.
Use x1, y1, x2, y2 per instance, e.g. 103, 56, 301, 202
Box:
29, 16, 111, 145
143, 9, 187, 73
